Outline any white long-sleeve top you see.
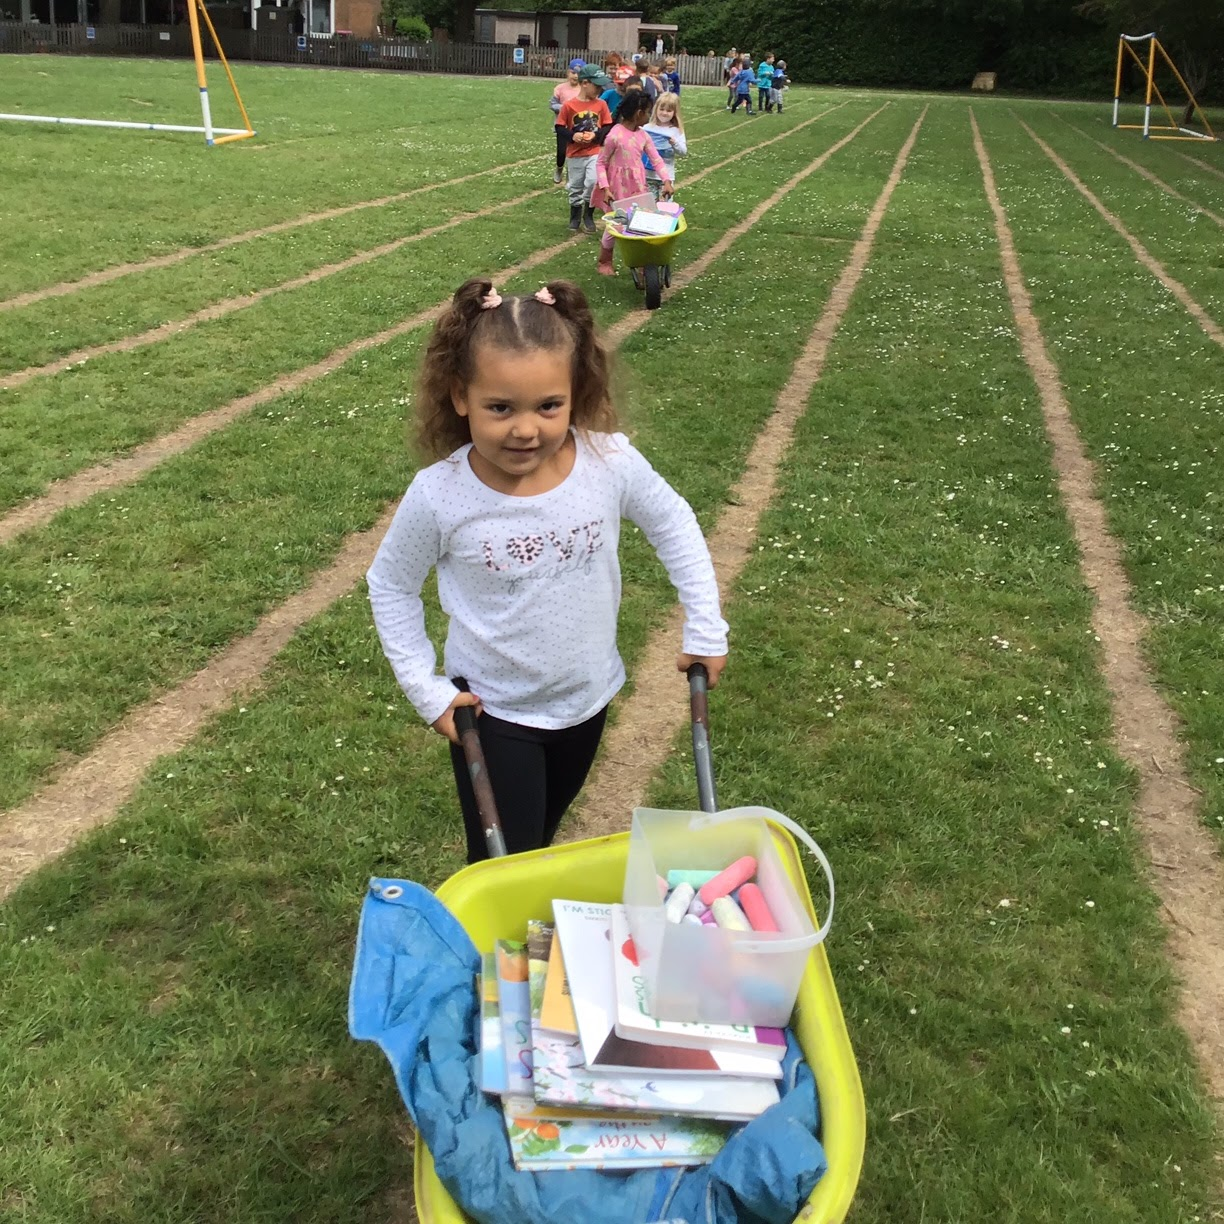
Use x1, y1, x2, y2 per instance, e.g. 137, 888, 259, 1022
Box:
367, 431, 729, 730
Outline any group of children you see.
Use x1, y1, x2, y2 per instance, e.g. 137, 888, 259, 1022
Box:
549, 60, 687, 275
724, 50, 789, 116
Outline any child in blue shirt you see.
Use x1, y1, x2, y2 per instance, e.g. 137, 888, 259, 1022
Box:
731, 56, 755, 115
757, 53, 775, 113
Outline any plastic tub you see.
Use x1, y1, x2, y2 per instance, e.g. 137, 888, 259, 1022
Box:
414, 823, 865, 1223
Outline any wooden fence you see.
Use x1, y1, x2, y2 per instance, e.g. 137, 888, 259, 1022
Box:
0, 22, 727, 84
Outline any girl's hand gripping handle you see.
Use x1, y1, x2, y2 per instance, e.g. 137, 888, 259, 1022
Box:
687, 662, 718, 815
452, 699, 508, 860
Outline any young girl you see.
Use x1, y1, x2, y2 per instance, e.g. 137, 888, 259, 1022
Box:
367, 279, 729, 863
642, 91, 687, 202
549, 59, 583, 185
592, 92, 674, 275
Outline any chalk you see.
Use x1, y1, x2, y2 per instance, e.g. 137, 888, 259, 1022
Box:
699, 909, 717, 926
738, 883, 779, 933
681, 913, 704, 927
667, 869, 719, 889
657, 875, 669, 900
687, 895, 709, 918
664, 882, 695, 924
698, 856, 757, 905
711, 895, 751, 932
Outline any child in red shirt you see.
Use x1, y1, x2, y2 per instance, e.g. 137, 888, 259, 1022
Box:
556, 65, 613, 233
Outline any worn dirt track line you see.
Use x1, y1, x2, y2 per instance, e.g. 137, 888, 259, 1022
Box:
1058, 117, 1224, 229
606, 102, 878, 348
0, 110, 842, 546
1174, 150, 1224, 182
0, 188, 556, 392
570, 108, 926, 840
3, 186, 550, 391
973, 110, 1224, 1102
0, 156, 539, 314
0, 105, 859, 897
1017, 117, 1224, 351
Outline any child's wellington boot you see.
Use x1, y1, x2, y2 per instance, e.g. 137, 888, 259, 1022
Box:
568, 204, 582, 231
597, 244, 615, 276
582, 204, 597, 233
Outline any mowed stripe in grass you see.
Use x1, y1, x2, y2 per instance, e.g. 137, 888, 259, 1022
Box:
974, 108, 1224, 846
0, 103, 844, 512
0, 102, 794, 372
0, 63, 558, 294
0, 106, 885, 816
643, 102, 1222, 1222
0, 110, 921, 1219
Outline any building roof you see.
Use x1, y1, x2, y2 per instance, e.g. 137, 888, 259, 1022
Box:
475, 8, 643, 16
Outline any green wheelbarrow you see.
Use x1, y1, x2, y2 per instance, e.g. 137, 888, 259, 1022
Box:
603, 211, 688, 310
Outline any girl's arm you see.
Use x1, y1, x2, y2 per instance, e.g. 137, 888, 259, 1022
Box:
366, 480, 460, 726
596, 126, 616, 190
669, 128, 688, 157
617, 438, 728, 662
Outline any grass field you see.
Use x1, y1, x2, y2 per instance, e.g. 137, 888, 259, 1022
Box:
2, 55, 1223, 1223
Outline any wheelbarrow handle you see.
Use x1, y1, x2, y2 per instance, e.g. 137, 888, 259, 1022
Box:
453, 691, 508, 859
687, 663, 718, 815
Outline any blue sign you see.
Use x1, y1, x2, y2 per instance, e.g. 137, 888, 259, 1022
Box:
512, 46, 524, 64
86, 25, 95, 38
296, 34, 307, 49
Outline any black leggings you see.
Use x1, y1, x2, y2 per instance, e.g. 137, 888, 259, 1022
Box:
449, 706, 608, 863
554, 124, 568, 169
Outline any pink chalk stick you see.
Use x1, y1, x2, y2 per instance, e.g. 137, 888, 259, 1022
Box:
738, 883, 779, 932
698, 855, 758, 905
699, 909, 717, 925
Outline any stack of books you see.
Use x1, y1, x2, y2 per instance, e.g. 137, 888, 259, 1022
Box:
479, 900, 787, 1173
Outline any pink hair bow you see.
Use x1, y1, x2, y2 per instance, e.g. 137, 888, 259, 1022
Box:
480, 287, 503, 310
534, 287, 556, 306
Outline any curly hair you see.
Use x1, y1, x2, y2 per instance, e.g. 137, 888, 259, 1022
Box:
414, 279, 618, 461
616, 89, 653, 125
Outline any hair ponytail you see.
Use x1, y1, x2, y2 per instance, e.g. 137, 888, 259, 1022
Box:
413, 278, 618, 461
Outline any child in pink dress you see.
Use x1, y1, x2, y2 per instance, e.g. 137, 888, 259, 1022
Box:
592, 91, 674, 276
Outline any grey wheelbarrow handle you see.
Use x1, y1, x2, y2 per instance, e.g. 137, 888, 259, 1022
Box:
453, 692, 509, 860
687, 662, 718, 815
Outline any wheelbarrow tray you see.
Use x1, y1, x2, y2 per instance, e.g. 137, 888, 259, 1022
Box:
413, 821, 866, 1223
604, 211, 687, 270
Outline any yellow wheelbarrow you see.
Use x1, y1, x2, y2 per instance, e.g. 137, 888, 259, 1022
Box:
603, 210, 688, 310
408, 665, 867, 1221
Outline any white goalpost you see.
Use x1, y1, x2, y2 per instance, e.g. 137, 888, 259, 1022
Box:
0, 0, 255, 147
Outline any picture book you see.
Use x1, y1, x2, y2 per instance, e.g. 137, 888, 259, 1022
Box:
530, 1025, 780, 1122
540, 930, 578, 1036
479, 952, 507, 1096
496, 939, 533, 1097
609, 905, 788, 1061
526, 919, 553, 1021
552, 900, 781, 1081
502, 1096, 729, 1172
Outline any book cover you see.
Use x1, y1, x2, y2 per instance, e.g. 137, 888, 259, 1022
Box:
502, 1096, 728, 1171
550, 900, 781, 1081
540, 929, 578, 1036
609, 904, 787, 1061
526, 919, 553, 1021
496, 938, 533, 1097
530, 1025, 780, 1122
479, 951, 507, 1096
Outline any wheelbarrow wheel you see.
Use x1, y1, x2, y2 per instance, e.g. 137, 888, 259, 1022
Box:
644, 264, 662, 310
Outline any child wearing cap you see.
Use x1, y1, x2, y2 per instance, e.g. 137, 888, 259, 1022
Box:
550, 59, 584, 185
556, 65, 614, 233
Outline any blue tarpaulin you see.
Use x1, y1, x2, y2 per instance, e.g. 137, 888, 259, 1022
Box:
349, 878, 827, 1224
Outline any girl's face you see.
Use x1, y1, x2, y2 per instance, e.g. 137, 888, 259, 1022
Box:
656, 102, 675, 125
453, 344, 574, 495
566, 69, 578, 85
